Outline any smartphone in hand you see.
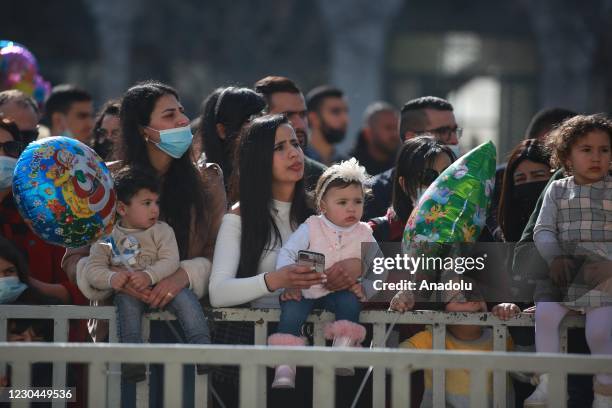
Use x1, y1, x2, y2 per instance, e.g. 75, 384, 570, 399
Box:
298, 250, 325, 274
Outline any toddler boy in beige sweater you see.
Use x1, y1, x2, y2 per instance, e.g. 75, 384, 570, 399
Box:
83, 166, 210, 382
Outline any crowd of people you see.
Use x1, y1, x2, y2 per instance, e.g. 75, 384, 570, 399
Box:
0, 74, 610, 408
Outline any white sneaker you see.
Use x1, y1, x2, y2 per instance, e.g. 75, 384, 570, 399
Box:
271, 365, 296, 389
523, 374, 548, 408
593, 393, 612, 408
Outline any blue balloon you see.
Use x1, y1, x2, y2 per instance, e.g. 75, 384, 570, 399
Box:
12, 137, 116, 248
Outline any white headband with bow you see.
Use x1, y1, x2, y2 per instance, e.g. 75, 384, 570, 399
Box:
316, 158, 369, 208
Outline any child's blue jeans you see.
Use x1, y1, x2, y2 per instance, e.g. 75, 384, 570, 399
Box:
278, 290, 361, 336
114, 287, 210, 344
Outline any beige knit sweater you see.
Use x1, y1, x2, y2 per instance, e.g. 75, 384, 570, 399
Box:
63, 162, 227, 301
83, 222, 180, 296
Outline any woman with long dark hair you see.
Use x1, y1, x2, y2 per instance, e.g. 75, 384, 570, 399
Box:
208, 114, 321, 407
199, 86, 265, 200
368, 135, 455, 242
64, 80, 226, 311
209, 114, 322, 308
62, 80, 226, 406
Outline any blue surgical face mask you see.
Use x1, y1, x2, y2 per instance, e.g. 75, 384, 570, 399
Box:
0, 156, 17, 189
0, 276, 27, 304
448, 144, 461, 159
147, 125, 193, 159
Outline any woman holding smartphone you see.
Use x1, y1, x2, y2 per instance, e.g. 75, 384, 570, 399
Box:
209, 114, 324, 308
209, 115, 364, 406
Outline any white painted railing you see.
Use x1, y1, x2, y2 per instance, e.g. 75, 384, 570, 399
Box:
0, 305, 591, 407
2, 342, 610, 408
0, 305, 120, 408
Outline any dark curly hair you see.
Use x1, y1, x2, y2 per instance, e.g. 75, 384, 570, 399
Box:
547, 114, 612, 174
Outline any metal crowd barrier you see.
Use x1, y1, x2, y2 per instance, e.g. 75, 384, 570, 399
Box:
0, 305, 120, 408
2, 342, 610, 408
0, 305, 590, 408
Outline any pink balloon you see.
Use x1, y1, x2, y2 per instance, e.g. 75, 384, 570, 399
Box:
0, 40, 50, 106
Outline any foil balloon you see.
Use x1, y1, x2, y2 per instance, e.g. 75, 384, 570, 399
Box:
12, 137, 116, 248
403, 141, 496, 248
0, 40, 51, 106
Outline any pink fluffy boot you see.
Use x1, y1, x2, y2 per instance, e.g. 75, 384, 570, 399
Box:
324, 320, 366, 376
268, 333, 306, 389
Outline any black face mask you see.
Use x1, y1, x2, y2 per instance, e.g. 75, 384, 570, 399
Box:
319, 116, 346, 144
506, 180, 549, 241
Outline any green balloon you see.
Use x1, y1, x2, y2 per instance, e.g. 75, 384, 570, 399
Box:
403, 141, 496, 248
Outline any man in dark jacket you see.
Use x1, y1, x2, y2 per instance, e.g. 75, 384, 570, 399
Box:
350, 101, 400, 176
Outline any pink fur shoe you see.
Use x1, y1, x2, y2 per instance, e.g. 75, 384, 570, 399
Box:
324, 320, 366, 376
268, 333, 306, 389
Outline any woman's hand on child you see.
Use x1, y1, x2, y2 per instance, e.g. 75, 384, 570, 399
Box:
147, 268, 189, 309
119, 284, 152, 303
324, 258, 361, 291
389, 290, 415, 312
549, 256, 576, 287
129, 271, 153, 291
491, 303, 520, 320
280, 288, 302, 301
111, 272, 129, 290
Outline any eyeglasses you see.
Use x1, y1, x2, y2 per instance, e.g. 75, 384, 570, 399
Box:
94, 128, 120, 140
0, 140, 24, 158
416, 126, 463, 143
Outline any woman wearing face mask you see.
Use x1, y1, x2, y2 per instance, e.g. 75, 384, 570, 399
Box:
0, 118, 22, 192
64, 80, 226, 309
498, 139, 552, 243
368, 135, 455, 242
62, 81, 226, 406
0, 236, 59, 390
0, 118, 87, 306
370, 136, 455, 407
91, 99, 121, 161
0, 236, 34, 304
0, 236, 65, 306
495, 138, 552, 405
